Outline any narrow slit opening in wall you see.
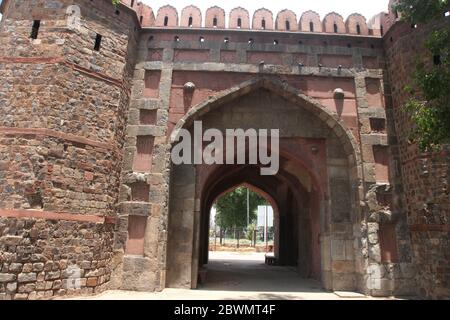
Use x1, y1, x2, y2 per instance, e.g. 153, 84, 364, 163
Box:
356, 24, 361, 34
188, 16, 193, 27
30, 20, 41, 39
140, 109, 157, 125
140, 16, 143, 24
213, 17, 218, 27
94, 34, 102, 51
237, 18, 242, 28
285, 21, 290, 31
333, 23, 338, 33
27, 192, 44, 210
261, 19, 266, 30
130, 0, 135, 7
433, 55, 441, 66
164, 16, 169, 26
309, 21, 314, 32
370, 118, 386, 133
130, 182, 150, 202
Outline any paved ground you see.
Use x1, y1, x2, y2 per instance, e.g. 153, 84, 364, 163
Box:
70, 252, 392, 300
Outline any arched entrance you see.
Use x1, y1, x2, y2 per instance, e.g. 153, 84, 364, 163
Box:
165, 77, 362, 292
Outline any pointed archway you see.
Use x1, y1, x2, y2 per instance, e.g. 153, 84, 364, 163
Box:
165, 76, 363, 292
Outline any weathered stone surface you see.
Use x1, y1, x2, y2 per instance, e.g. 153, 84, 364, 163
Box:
0, 274, 16, 283
18, 273, 37, 283
0, 0, 447, 301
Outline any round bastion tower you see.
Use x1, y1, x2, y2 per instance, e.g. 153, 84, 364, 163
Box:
0, 0, 139, 299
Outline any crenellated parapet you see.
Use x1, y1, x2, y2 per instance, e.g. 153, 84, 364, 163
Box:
118, 1, 394, 37
275, 9, 297, 31
252, 8, 274, 30
205, 6, 225, 28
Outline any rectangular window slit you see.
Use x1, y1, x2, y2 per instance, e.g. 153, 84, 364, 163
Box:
94, 34, 102, 51
30, 20, 41, 39
370, 118, 386, 133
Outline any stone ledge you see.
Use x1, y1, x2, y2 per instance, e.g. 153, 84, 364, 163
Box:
118, 202, 152, 217
0, 209, 111, 224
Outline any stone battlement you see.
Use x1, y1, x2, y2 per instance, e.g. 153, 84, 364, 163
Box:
120, 1, 404, 37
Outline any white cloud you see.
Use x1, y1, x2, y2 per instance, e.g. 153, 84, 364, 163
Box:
140, 0, 389, 22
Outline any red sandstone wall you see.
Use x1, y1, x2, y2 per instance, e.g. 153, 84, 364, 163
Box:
166, 71, 358, 139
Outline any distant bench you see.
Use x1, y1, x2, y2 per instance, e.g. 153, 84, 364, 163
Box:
198, 268, 208, 284
265, 253, 277, 265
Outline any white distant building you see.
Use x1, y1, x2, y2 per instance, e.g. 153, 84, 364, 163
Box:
210, 206, 217, 228
257, 205, 273, 227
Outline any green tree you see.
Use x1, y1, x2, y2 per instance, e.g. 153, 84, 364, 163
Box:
393, 0, 449, 23
112, 0, 120, 6
214, 187, 267, 229
393, 0, 450, 151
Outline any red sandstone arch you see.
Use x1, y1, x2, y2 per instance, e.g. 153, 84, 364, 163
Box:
275, 9, 298, 31
155, 5, 178, 27
211, 182, 280, 218
198, 161, 321, 279
252, 8, 274, 30
167, 76, 363, 290
323, 12, 346, 33
180, 5, 202, 28
346, 13, 369, 35
229, 7, 250, 29
299, 10, 322, 32
205, 6, 225, 28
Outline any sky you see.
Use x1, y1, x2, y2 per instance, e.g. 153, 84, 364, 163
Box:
0, 1, 390, 22
141, 0, 390, 22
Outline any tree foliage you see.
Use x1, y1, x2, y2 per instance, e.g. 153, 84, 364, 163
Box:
393, 0, 450, 151
214, 187, 267, 229
393, 0, 449, 23
112, 0, 120, 6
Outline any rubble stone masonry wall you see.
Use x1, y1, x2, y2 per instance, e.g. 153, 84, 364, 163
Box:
0, 0, 138, 299
384, 18, 450, 299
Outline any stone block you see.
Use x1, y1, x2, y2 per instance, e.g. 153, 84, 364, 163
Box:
17, 273, 36, 283
9, 263, 22, 273
331, 239, 346, 260
333, 273, 356, 291
0, 274, 16, 283
332, 261, 355, 273
86, 277, 98, 287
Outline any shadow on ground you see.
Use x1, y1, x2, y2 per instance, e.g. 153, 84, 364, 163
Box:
198, 252, 324, 294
